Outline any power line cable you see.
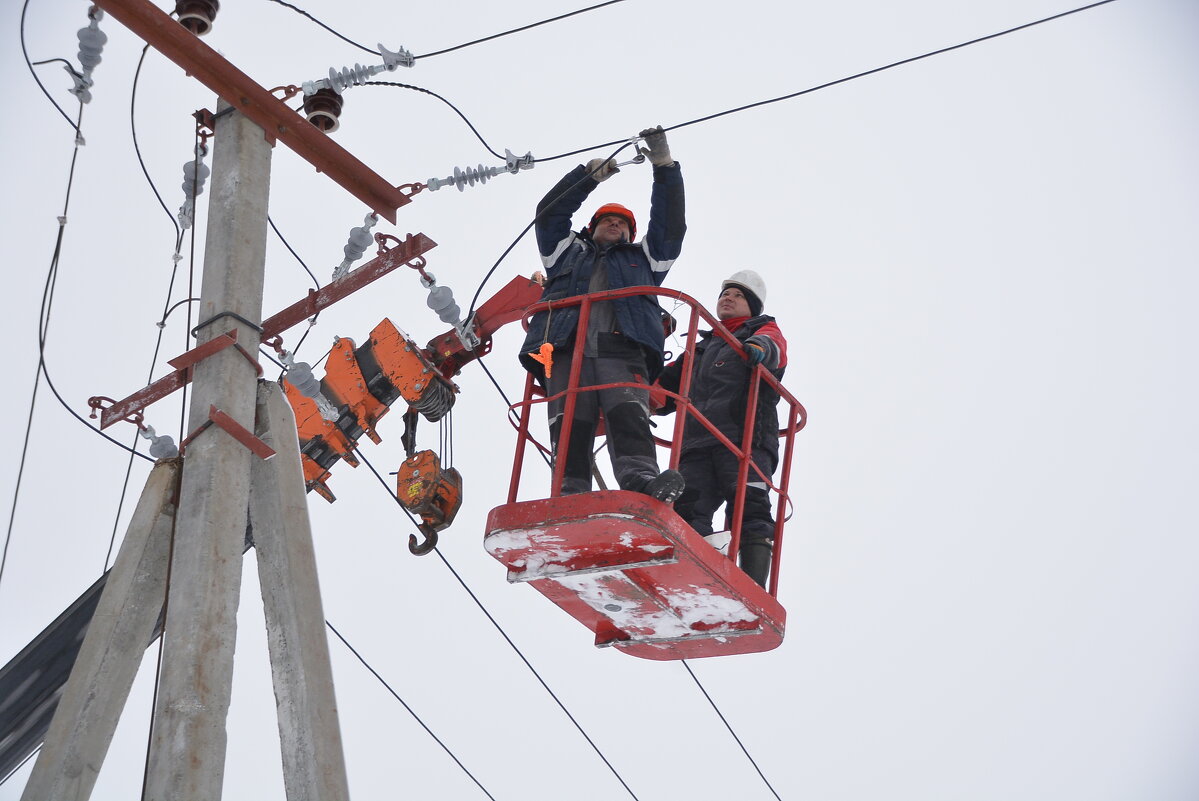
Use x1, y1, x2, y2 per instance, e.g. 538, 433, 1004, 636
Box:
463, 0, 1117, 317
264, 0, 628, 60
132, 45, 184, 239
660, 0, 1120, 138
476, 359, 552, 468
682, 660, 782, 800
466, 143, 635, 318
325, 621, 498, 800
266, 216, 322, 362
19, 0, 83, 134
262, 0, 378, 56
352, 448, 643, 801
532, 0, 1120, 164
414, 0, 629, 60
363, 82, 504, 161
268, 216, 322, 292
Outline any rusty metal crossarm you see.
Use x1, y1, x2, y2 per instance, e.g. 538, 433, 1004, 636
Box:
92, 234, 437, 430
91, 0, 411, 223
262, 233, 437, 337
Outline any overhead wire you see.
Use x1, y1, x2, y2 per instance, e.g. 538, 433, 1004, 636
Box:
682, 660, 782, 800
7, 0, 1119, 792
363, 81, 504, 161
266, 216, 323, 364
19, 0, 83, 135
463, 0, 1120, 318
531, 0, 1121, 164
264, 0, 629, 61
352, 448, 643, 801
466, 142, 636, 318
325, 621, 497, 801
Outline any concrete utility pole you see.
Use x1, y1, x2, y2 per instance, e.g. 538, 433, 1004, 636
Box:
144, 100, 270, 801
21, 101, 353, 800
13, 0, 418, 794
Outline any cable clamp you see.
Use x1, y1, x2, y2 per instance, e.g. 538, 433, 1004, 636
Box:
379, 44, 415, 69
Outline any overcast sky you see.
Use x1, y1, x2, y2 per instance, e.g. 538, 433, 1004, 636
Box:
3, 0, 1197, 799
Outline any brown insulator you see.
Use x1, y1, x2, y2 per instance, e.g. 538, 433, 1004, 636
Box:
303, 88, 344, 133
175, 0, 219, 36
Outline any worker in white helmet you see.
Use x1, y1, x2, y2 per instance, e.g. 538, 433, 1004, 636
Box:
653, 270, 787, 587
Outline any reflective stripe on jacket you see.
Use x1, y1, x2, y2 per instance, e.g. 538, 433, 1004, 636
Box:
519, 162, 686, 381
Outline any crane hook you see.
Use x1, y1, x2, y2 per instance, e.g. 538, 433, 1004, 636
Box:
408, 523, 438, 556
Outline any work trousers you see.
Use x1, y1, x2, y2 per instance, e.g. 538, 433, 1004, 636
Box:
674, 445, 776, 586
546, 338, 659, 495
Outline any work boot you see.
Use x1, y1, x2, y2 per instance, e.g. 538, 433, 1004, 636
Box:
739, 541, 773, 589
644, 469, 685, 503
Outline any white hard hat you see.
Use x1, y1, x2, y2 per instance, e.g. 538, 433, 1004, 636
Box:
721, 269, 767, 313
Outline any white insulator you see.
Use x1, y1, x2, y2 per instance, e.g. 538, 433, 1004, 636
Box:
177, 145, 210, 230
427, 285, 462, 326
286, 361, 321, 397
332, 214, 377, 280
76, 14, 106, 75
140, 425, 179, 459
328, 63, 385, 94
427, 150, 534, 192
379, 44, 414, 70
285, 358, 340, 422
70, 11, 106, 103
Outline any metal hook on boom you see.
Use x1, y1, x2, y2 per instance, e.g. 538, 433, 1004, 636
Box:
408, 524, 438, 555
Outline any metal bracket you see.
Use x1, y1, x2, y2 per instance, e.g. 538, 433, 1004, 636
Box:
180, 405, 276, 459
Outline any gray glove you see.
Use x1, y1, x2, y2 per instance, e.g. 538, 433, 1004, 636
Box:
586, 157, 619, 183
639, 126, 673, 166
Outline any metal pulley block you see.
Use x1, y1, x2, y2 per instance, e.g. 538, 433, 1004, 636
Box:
396, 449, 463, 555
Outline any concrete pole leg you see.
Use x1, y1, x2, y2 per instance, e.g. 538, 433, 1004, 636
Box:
21, 460, 180, 801
250, 381, 350, 801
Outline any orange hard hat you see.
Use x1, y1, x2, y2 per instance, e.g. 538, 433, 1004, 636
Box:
588, 203, 636, 240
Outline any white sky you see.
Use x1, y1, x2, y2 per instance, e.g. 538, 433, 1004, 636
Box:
3, 0, 1198, 799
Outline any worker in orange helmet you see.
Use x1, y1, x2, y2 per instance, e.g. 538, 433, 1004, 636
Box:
520, 126, 686, 501
653, 270, 788, 587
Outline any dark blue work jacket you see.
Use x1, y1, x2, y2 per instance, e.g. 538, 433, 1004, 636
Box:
657, 315, 787, 468
519, 162, 685, 381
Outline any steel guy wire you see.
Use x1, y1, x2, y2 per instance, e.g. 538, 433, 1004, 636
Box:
682, 659, 783, 801
325, 621, 497, 801
353, 447, 643, 801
